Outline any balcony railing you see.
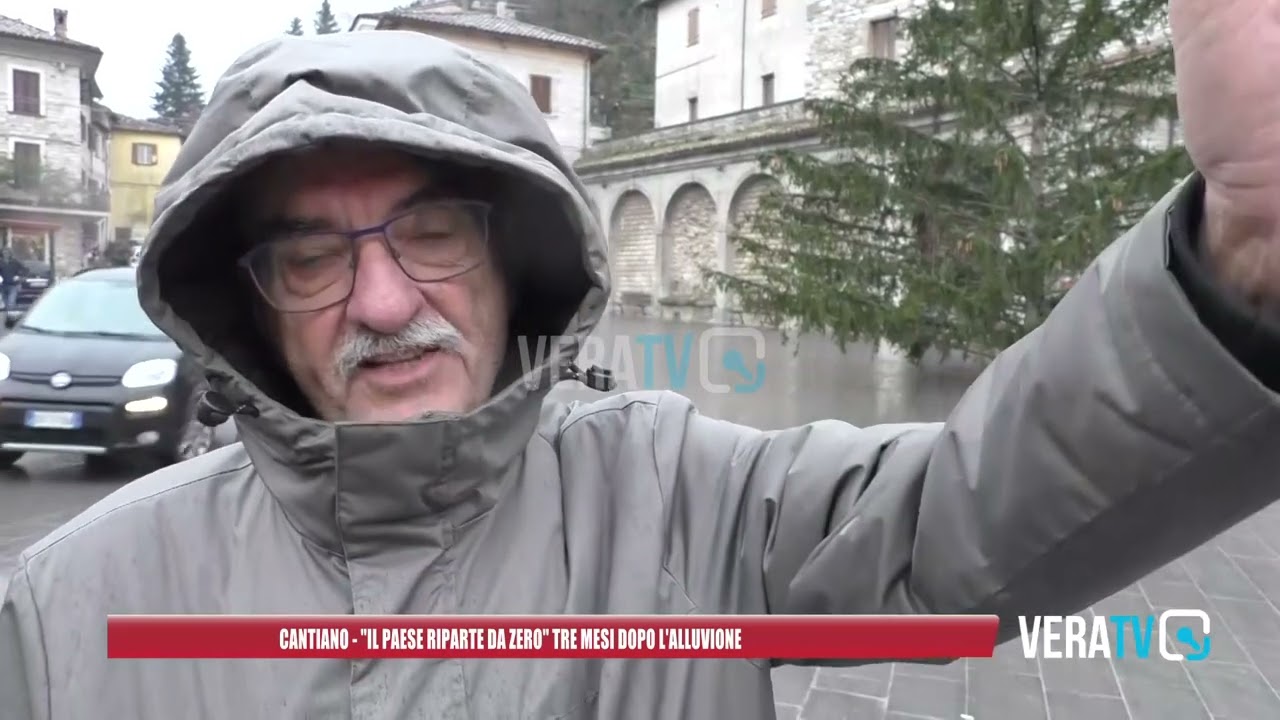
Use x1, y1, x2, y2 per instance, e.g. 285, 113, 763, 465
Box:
0, 182, 110, 212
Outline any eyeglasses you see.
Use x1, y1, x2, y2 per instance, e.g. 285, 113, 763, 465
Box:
239, 199, 492, 313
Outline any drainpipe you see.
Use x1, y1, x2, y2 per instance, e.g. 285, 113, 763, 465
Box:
739, 0, 748, 110
583, 56, 591, 154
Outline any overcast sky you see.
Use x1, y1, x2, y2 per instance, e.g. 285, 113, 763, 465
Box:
6, 1, 396, 119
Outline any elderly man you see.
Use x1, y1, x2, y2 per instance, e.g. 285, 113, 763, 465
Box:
2, 3, 1279, 718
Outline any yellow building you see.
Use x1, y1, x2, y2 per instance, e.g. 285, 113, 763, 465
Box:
107, 113, 184, 244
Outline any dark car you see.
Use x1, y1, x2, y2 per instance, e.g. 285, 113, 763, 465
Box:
3, 259, 53, 321
0, 267, 216, 472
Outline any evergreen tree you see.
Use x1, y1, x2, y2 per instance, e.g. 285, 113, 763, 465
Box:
287, 17, 305, 35
314, 1, 341, 34
717, 0, 1191, 360
151, 33, 204, 123
527, 0, 655, 138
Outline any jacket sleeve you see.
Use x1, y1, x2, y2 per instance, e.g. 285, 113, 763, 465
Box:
658, 176, 1280, 649
0, 563, 50, 719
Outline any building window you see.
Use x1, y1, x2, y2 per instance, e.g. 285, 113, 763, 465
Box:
687, 7, 700, 46
529, 74, 553, 114
688, 97, 699, 122
761, 73, 775, 106
8, 231, 48, 264
81, 116, 87, 142
762, 0, 777, 18
869, 17, 899, 60
89, 128, 101, 156
132, 142, 158, 166
11, 142, 41, 189
11, 69, 41, 116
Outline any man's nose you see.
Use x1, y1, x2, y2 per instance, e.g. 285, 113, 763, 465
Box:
344, 236, 425, 334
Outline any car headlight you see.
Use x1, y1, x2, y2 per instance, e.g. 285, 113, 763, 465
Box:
121, 358, 178, 388
0, 353, 9, 381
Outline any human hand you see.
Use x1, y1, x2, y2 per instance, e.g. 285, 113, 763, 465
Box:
1172, 0, 1280, 303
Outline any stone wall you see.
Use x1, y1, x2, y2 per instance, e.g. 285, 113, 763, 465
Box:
0, 46, 88, 181
661, 184, 718, 302
577, 100, 814, 173
805, 0, 926, 99
609, 191, 657, 295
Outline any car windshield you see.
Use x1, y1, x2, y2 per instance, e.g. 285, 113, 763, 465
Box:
19, 277, 167, 339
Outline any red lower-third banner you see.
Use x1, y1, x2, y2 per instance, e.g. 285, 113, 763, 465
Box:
107, 615, 999, 660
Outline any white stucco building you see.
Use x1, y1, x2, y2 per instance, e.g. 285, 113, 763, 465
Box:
0, 9, 110, 279
578, 0, 914, 322
350, 0, 607, 164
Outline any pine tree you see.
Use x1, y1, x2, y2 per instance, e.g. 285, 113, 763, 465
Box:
287, 17, 305, 35
314, 1, 341, 35
151, 33, 204, 123
717, 0, 1191, 360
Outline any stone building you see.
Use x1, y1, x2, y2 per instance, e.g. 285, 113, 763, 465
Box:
0, 9, 110, 280
576, 0, 919, 323
350, 0, 609, 164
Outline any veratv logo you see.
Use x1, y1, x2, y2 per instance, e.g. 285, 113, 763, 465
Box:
1018, 610, 1211, 661
517, 328, 767, 394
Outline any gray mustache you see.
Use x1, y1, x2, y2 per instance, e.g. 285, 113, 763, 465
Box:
334, 316, 465, 381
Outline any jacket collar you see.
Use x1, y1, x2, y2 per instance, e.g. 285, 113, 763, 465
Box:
224, 361, 557, 555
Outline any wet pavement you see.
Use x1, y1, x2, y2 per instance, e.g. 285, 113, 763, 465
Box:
2, 315, 1279, 719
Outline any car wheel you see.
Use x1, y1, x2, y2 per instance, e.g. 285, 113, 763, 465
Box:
162, 388, 216, 465
0, 450, 24, 470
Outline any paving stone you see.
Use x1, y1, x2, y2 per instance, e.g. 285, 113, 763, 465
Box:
813, 665, 891, 698
1233, 556, 1280, 597
799, 689, 885, 720
1118, 673, 1211, 720
1185, 661, 1280, 718
773, 664, 816, 706
893, 660, 965, 682
776, 703, 802, 720
884, 674, 963, 718
1214, 526, 1277, 560
1181, 547, 1264, 601
1203, 598, 1280, 657
1039, 657, 1121, 697
967, 668, 1047, 720
1045, 692, 1129, 720
1111, 653, 1196, 688
1139, 580, 1208, 609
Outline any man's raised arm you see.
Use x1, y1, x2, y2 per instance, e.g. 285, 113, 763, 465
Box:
657, 175, 1280, 645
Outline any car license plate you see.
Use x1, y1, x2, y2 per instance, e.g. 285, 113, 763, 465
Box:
24, 410, 82, 430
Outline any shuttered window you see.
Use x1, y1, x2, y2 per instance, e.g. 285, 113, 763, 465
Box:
869, 17, 899, 60
530, 74, 552, 114
12, 142, 41, 188
11, 69, 40, 115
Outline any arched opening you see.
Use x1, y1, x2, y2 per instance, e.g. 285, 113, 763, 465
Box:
607, 190, 657, 298
726, 175, 782, 308
660, 183, 717, 302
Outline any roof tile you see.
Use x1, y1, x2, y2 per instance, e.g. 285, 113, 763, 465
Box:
0, 14, 100, 52
378, 8, 607, 55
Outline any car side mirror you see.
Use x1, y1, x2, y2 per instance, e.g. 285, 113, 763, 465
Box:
5, 314, 19, 329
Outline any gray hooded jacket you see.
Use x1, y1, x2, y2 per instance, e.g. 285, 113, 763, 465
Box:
3, 30, 1280, 720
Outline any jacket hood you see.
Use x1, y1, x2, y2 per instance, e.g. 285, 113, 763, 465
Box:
136, 30, 609, 550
